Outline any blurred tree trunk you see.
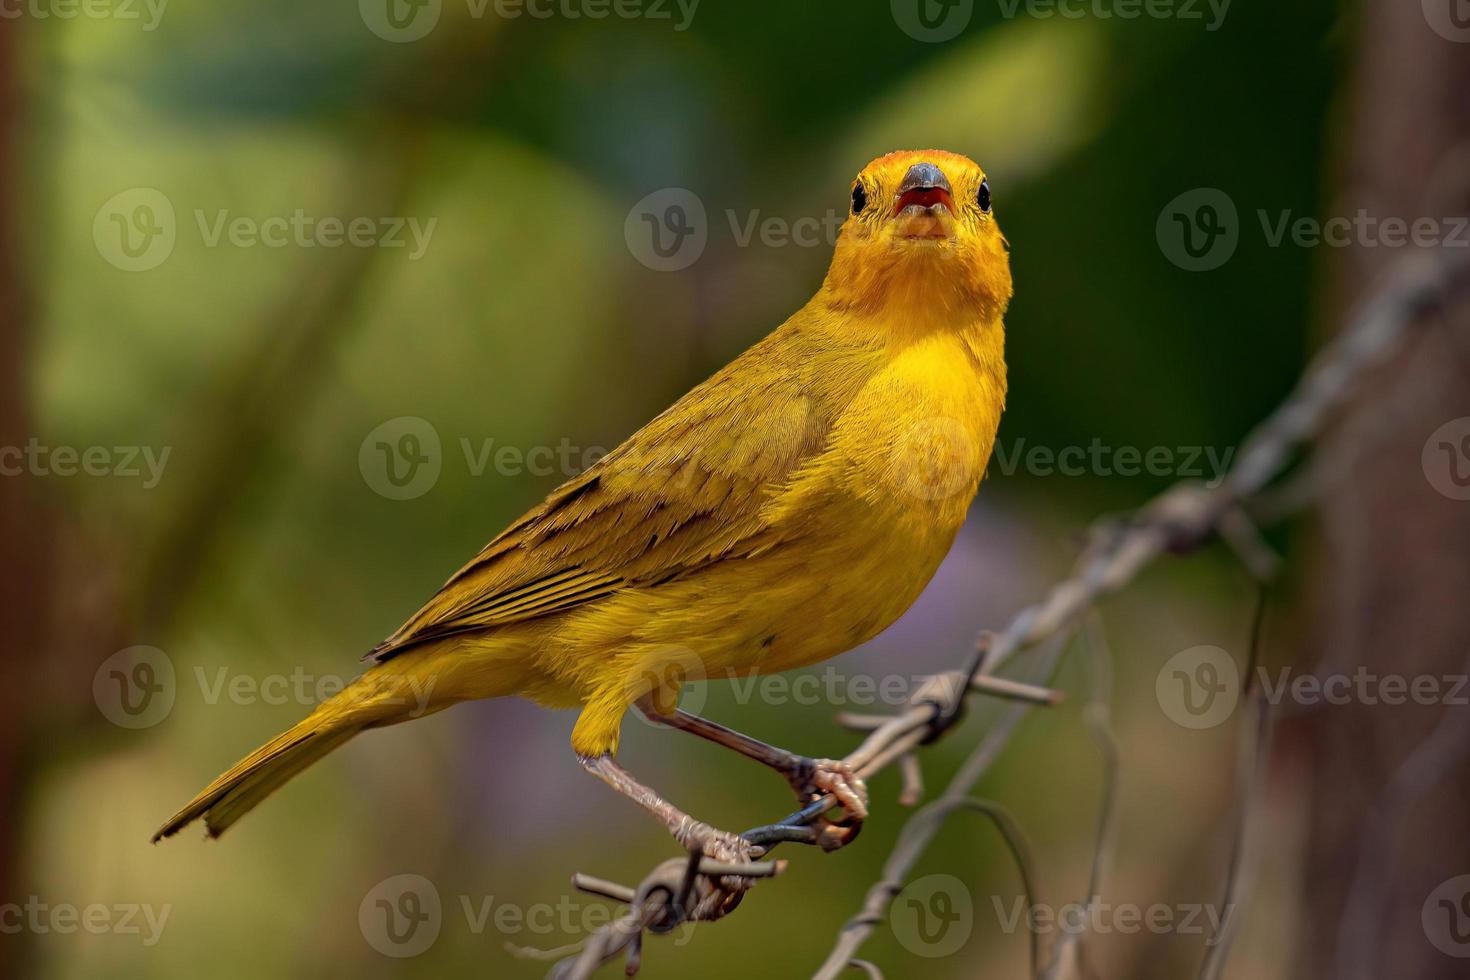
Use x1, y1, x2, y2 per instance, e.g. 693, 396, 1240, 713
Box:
0, 20, 44, 978
1301, 3, 1470, 977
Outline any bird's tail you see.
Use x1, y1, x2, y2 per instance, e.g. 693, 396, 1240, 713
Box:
152, 662, 445, 842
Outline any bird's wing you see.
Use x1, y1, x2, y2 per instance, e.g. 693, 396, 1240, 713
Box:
366, 331, 851, 662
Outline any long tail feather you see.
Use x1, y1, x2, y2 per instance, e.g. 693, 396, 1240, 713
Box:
151, 663, 437, 842
151, 718, 361, 842
153, 640, 527, 842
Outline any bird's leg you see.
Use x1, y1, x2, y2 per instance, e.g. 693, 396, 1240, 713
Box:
577, 753, 757, 867
638, 701, 869, 821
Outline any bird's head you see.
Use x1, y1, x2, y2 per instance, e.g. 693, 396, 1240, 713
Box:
822, 150, 1011, 327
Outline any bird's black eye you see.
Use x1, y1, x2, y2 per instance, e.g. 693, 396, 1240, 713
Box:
977, 179, 992, 214
851, 183, 867, 215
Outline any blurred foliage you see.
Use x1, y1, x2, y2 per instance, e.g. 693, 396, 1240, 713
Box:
17, 1, 1343, 977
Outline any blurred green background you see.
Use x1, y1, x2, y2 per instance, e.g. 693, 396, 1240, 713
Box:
7, 1, 1351, 977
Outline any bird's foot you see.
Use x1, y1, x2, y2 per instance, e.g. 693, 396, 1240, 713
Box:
787, 757, 869, 821
777, 757, 868, 852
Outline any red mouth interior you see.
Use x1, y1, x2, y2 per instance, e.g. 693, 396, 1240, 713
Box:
894, 186, 954, 215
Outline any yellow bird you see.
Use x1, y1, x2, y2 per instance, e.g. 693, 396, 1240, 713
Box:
154, 150, 1011, 864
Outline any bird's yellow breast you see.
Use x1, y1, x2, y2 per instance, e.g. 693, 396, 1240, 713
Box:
740, 328, 1005, 672
546, 326, 1005, 689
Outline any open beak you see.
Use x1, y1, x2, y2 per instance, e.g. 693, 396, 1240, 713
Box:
895, 186, 955, 214
892, 161, 955, 240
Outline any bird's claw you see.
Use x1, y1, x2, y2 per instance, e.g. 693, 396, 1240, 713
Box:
790, 757, 869, 821
812, 816, 863, 852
